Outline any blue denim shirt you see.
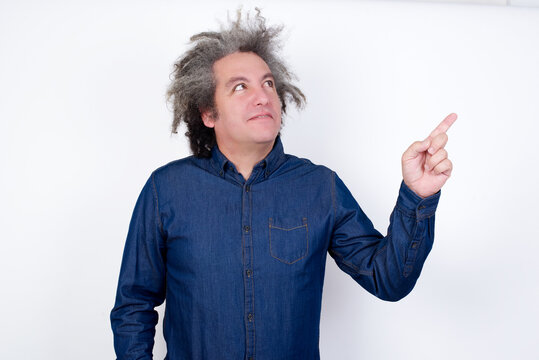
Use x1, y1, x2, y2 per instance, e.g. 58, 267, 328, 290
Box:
111, 137, 440, 360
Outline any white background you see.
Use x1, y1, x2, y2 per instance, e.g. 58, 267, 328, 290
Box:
1, 0, 538, 359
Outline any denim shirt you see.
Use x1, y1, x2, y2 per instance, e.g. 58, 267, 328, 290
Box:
110, 137, 440, 360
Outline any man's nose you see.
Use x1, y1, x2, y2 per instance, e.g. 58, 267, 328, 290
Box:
253, 87, 270, 106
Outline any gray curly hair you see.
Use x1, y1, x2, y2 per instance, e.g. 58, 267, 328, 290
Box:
166, 9, 306, 158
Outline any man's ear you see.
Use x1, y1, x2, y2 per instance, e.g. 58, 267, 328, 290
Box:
201, 109, 216, 128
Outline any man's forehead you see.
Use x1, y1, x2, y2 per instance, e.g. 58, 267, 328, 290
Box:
213, 51, 273, 82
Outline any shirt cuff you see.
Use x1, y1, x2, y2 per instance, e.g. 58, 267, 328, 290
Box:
396, 181, 440, 220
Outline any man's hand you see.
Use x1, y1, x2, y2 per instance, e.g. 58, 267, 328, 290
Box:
401, 113, 457, 198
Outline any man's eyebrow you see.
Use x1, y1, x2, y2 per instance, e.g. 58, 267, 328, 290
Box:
224, 73, 274, 88
261, 72, 274, 81
225, 76, 248, 89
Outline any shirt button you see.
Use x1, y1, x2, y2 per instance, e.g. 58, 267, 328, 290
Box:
245, 185, 251, 192
248, 313, 254, 322
411, 242, 419, 249
418, 205, 426, 210
243, 225, 250, 232
246, 269, 252, 277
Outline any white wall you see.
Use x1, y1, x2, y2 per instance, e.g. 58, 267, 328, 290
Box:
1, 0, 538, 359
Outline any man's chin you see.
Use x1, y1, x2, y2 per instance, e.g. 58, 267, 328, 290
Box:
253, 133, 279, 145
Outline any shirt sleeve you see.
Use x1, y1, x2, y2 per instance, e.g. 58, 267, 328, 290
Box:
328, 172, 440, 301
110, 172, 167, 359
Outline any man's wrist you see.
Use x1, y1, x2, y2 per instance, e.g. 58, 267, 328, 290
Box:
397, 181, 440, 219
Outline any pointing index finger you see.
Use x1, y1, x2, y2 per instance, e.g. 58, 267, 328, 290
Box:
429, 113, 457, 138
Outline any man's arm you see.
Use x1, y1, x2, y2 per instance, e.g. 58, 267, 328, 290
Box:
328, 113, 455, 301
110, 173, 166, 359
329, 174, 440, 301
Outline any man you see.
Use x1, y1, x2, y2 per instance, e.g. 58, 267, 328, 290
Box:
111, 10, 455, 360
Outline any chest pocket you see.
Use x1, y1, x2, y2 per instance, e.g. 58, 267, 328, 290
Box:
269, 217, 308, 264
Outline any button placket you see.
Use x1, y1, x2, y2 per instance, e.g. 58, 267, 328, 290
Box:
242, 181, 255, 358
404, 220, 425, 277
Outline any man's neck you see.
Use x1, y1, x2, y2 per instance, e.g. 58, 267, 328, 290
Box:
217, 139, 275, 181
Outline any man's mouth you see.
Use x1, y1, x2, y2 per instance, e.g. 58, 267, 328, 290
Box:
249, 113, 273, 120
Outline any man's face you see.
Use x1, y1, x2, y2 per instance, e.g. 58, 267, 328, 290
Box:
202, 52, 282, 152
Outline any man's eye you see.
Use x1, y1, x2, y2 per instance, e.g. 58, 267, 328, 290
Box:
264, 80, 274, 87
234, 83, 246, 91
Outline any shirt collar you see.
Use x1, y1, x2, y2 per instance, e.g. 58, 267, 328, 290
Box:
210, 136, 287, 179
